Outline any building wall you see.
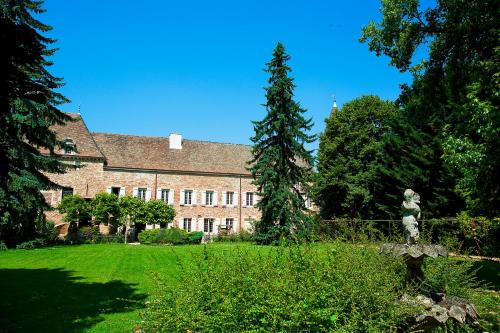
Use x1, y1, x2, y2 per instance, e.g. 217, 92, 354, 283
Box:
44, 161, 260, 234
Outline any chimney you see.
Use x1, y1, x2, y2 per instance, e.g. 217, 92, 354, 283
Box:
169, 133, 182, 149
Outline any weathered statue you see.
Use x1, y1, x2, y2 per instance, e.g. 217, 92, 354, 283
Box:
402, 189, 420, 244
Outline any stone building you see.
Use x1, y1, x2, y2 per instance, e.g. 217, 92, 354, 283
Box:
42, 113, 263, 235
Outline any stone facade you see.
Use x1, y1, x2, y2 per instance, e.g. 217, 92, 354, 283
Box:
43, 113, 262, 234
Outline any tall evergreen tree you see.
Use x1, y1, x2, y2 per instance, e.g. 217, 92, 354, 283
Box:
249, 43, 315, 245
0, 0, 71, 245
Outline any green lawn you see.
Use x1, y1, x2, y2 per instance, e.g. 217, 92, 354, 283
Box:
0, 244, 242, 333
0, 243, 498, 333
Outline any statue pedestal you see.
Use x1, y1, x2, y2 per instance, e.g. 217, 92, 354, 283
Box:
380, 243, 447, 285
380, 243, 479, 329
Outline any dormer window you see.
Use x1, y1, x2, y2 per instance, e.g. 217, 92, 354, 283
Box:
64, 138, 76, 155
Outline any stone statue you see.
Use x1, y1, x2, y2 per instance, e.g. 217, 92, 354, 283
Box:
402, 189, 420, 245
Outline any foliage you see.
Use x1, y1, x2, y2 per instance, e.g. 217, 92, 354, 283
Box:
187, 231, 203, 244
145, 200, 175, 226
361, 0, 500, 216
91, 193, 120, 230
16, 238, 46, 250
315, 95, 463, 219
213, 230, 254, 242
0, 241, 7, 251
57, 195, 91, 233
138, 228, 199, 245
0, 243, 496, 332
35, 216, 59, 243
249, 42, 316, 245
141, 243, 416, 332
315, 214, 500, 257
0, 0, 72, 245
118, 196, 148, 225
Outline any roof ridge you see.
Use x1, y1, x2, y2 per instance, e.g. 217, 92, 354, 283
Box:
91, 131, 251, 147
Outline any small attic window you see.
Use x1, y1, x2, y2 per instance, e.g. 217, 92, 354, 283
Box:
64, 138, 76, 155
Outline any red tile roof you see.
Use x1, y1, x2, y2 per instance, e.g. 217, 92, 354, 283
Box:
43, 113, 105, 159
91, 132, 253, 175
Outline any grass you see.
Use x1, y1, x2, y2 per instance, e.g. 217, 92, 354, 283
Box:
0, 243, 498, 332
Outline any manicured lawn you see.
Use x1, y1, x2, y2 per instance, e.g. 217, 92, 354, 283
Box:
0, 243, 247, 333
0, 243, 498, 332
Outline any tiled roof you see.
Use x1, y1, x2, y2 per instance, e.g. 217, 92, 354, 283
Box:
91, 132, 253, 175
43, 113, 105, 159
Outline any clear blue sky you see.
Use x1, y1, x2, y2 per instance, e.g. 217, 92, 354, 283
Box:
43, 0, 414, 151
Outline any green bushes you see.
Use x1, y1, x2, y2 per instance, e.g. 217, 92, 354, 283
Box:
141, 243, 418, 332
213, 230, 254, 242
138, 228, 202, 245
316, 214, 500, 256
16, 238, 46, 249
0, 241, 7, 251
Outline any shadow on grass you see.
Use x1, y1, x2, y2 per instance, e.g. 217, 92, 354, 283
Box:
471, 260, 500, 291
0, 268, 146, 333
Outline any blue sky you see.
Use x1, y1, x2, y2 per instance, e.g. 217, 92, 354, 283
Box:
43, 0, 414, 151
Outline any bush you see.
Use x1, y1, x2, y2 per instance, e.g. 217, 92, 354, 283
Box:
187, 231, 203, 244
213, 230, 254, 243
16, 238, 46, 250
79, 226, 101, 243
138, 228, 201, 245
141, 243, 420, 332
0, 241, 7, 251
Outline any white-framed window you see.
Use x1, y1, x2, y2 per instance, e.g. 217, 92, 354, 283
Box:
137, 188, 147, 201
161, 189, 169, 203
225, 218, 234, 230
245, 192, 254, 207
184, 190, 193, 205
205, 191, 213, 206
204, 218, 214, 233
305, 197, 312, 209
183, 218, 192, 232
226, 192, 234, 206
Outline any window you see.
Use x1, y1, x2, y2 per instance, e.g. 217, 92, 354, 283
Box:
225, 218, 234, 230
161, 189, 169, 203
246, 192, 254, 207
137, 188, 147, 201
183, 218, 192, 232
226, 192, 234, 205
64, 146, 74, 155
245, 218, 254, 232
184, 190, 193, 205
205, 191, 214, 206
305, 197, 312, 209
62, 187, 73, 198
204, 218, 214, 233
111, 187, 121, 196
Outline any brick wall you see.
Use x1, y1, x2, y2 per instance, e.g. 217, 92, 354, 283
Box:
44, 161, 261, 233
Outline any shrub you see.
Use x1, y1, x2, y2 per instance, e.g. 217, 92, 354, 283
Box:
79, 226, 101, 243
187, 231, 203, 244
213, 230, 254, 243
138, 228, 200, 245
35, 219, 59, 243
0, 241, 7, 251
141, 243, 420, 332
16, 238, 46, 250
138, 229, 161, 244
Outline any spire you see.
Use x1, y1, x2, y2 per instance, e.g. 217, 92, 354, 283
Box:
331, 94, 338, 113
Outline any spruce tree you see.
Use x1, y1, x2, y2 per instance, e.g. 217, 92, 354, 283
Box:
249, 43, 315, 245
0, 0, 71, 245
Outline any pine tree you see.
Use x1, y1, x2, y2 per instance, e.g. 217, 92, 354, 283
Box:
0, 0, 71, 245
249, 43, 315, 245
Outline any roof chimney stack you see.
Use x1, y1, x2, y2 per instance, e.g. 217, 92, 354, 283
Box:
169, 133, 182, 149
